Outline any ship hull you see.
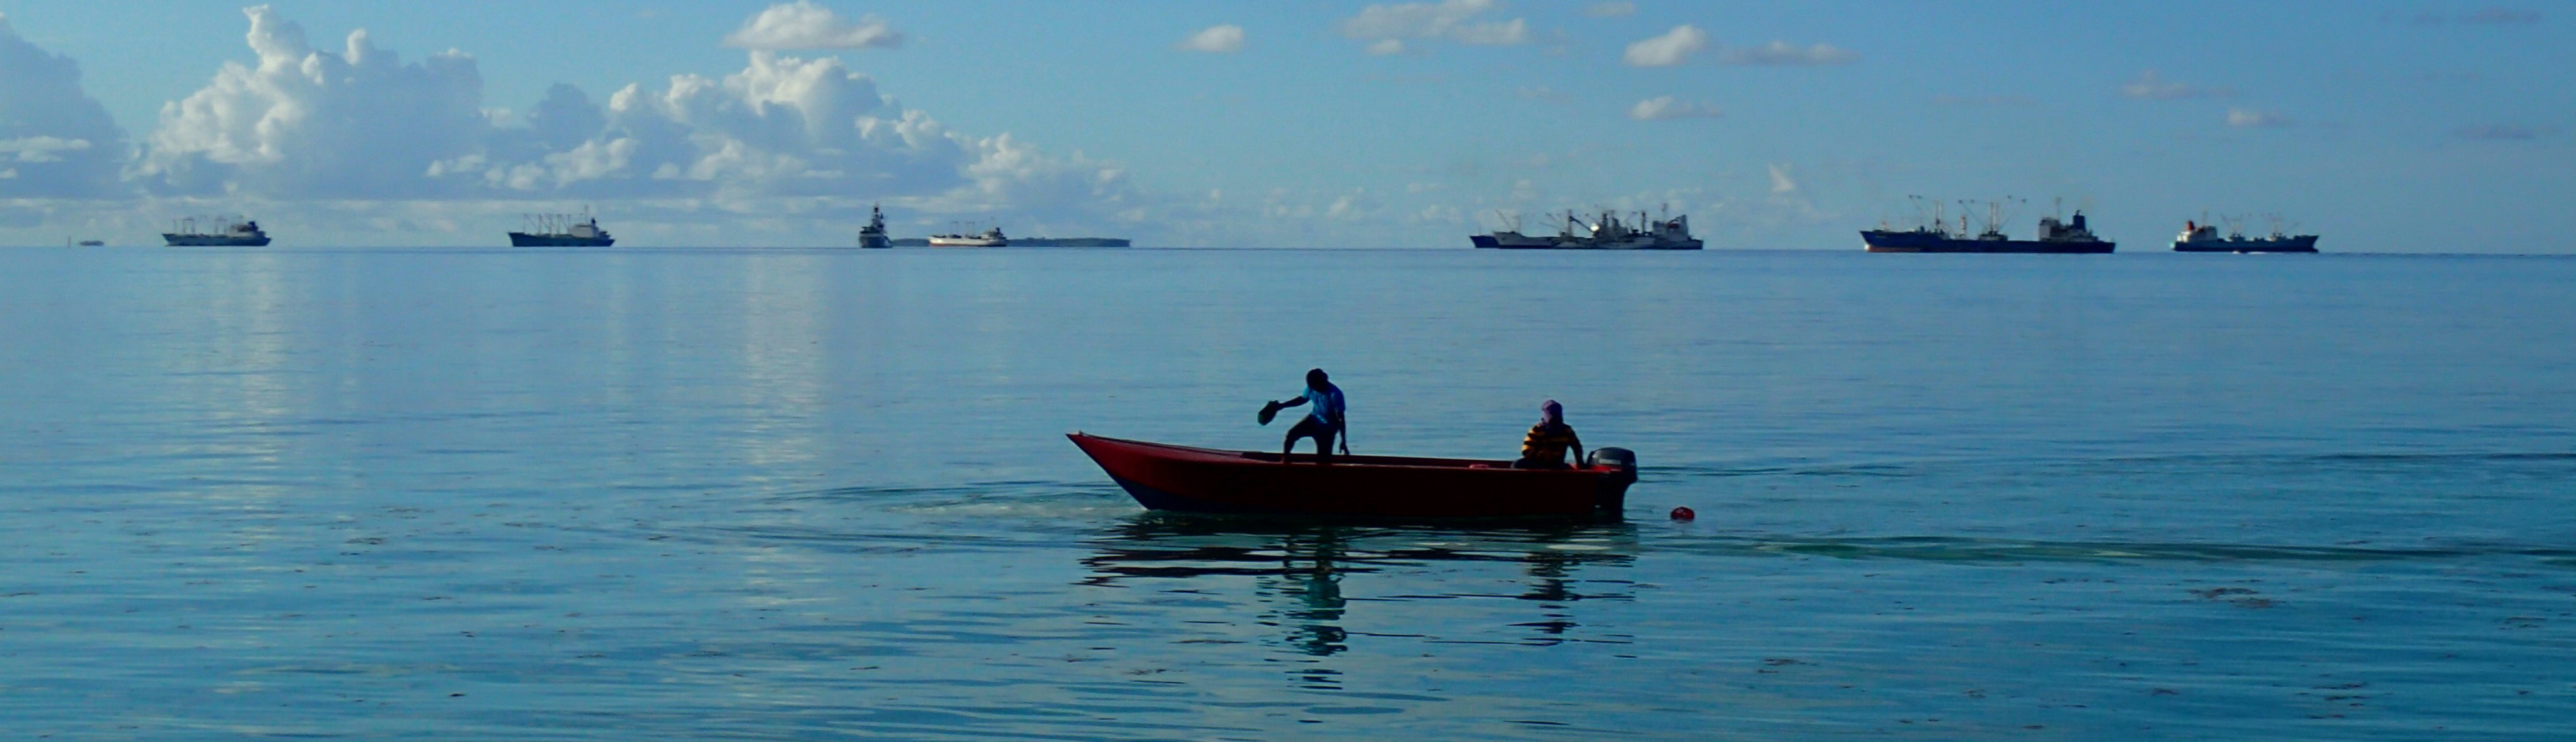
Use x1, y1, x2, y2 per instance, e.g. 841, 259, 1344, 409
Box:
859, 233, 892, 249
510, 232, 614, 247
926, 238, 1007, 247
1471, 234, 1702, 250
162, 234, 270, 247
1861, 230, 2112, 254
2173, 236, 2317, 253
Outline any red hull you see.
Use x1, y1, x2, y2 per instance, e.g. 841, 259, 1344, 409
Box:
1068, 433, 1634, 519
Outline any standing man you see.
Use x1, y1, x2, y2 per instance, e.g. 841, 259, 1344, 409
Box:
1261, 368, 1347, 464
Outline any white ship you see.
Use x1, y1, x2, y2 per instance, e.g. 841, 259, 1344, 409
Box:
927, 222, 1007, 247
1473, 208, 1701, 250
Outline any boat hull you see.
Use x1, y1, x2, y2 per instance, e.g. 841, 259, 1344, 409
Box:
1472, 233, 1702, 250
510, 232, 614, 247
1862, 230, 2112, 253
927, 238, 1007, 247
162, 234, 271, 247
2173, 236, 2318, 253
1068, 433, 1634, 519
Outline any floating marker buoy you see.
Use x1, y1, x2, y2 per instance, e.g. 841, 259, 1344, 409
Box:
1669, 506, 1695, 521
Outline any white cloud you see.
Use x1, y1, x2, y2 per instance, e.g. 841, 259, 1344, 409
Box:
1586, 2, 1638, 18
2121, 69, 2230, 100
1718, 41, 1855, 66
1340, 0, 1527, 50
0, 136, 92, 162
140, 6, 489, 198
122, 5, 1134, 240
1177, 25, 1245, 53
723, 1, 903, 51
1629, 95, 1721, 120
2225, 108, 2293, 127
1623, 25, 1707, 67
1768, 164, 1797, 193
0, 13, 130, 197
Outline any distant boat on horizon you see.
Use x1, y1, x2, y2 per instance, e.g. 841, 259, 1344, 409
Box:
1473, 208, 1703, 250
510, 210, 614, 247
1862, 197, 2113, 254
2173, 215, 2318, 253
928, 222, 1007, 247
858, 204, 892, 249
164, 216, 271, 247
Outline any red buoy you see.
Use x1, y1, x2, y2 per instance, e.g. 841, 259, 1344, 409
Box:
1669, 506, 1695, 521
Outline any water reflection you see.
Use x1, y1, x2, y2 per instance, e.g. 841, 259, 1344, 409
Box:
1081, 516, 1638, 660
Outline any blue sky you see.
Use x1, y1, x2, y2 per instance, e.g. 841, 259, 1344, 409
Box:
0, 1, 2567, 249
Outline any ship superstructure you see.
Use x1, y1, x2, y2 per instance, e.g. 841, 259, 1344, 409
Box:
510, 210, 614, 247
1472, 207, 1702, 249
1861, 197, 2112, 254
858, 204, 892, 249
162, 216, 271, 247
2172, 215, 2317, 253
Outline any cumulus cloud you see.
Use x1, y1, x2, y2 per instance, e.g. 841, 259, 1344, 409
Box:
2225, 108, 2293, 127
140, 6, 488, 197
1629, 96, 1721, 121
723, 1, 903, 50
1585, 2, 1638, 18
0, 14, 131, 197
1718, 42, 1855, 66
1177, 25, 1244, 53
121, 5, 1133, 240
2121, 69, 2231, 100
1340, 0, 1527, 50
1623, 25, 1707, 67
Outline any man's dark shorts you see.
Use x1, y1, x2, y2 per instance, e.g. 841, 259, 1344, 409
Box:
1284, 416, 1338, 460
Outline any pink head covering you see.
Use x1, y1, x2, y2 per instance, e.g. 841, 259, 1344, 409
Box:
1539, 399, 1562, 426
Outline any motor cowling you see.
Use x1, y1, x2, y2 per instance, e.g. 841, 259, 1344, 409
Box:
1587, 447, 1638, 512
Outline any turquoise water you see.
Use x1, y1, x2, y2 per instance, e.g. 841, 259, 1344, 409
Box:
2, 247, 2572, 739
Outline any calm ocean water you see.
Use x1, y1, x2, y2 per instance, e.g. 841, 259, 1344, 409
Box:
2, 246, 2572, 739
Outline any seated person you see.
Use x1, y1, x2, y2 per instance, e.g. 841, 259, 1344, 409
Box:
1514, 400, 1583, 469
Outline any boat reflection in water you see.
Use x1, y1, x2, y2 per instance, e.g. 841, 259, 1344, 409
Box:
1080, 516, 1637, 665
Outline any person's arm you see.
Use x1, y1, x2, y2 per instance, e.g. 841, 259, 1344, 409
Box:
1275, 395, 1310, 410
1569, 431, 1584, 466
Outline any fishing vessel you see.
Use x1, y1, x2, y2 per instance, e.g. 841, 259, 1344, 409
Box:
1473, 208, 1702, 249
1862, 197, 2113, 254
2172, 216, 2318, 253
1067, 433, 1638, 519
510, 211, 614, 247
162, 216, 271, 247
858, 204, 892, 249
927, 223, 1007, 247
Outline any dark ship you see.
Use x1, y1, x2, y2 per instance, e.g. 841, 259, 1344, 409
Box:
163, 216, 271, 247
2173, 216, 2317, 253
1473, 208, 1701, 249
858, 204, 891, 249
510, 211, 614, 247
1862, 198, 2112, 254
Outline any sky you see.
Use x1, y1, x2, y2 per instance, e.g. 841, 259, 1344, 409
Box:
0, 1, 2568, 250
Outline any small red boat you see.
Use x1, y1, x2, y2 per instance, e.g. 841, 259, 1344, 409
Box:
1068, 433, 1637, 519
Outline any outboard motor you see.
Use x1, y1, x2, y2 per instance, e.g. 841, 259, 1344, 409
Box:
1586, 447, 1638, 513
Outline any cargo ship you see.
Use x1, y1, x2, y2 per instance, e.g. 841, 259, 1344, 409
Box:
1473, 208, 1702, 249
510, 211, 614, 247
858, 204, 892, 249
162, 216, 271, 246
2172, 216, 2317, 253
1862, 198, 2112, 254
927, 223, 1007, 247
